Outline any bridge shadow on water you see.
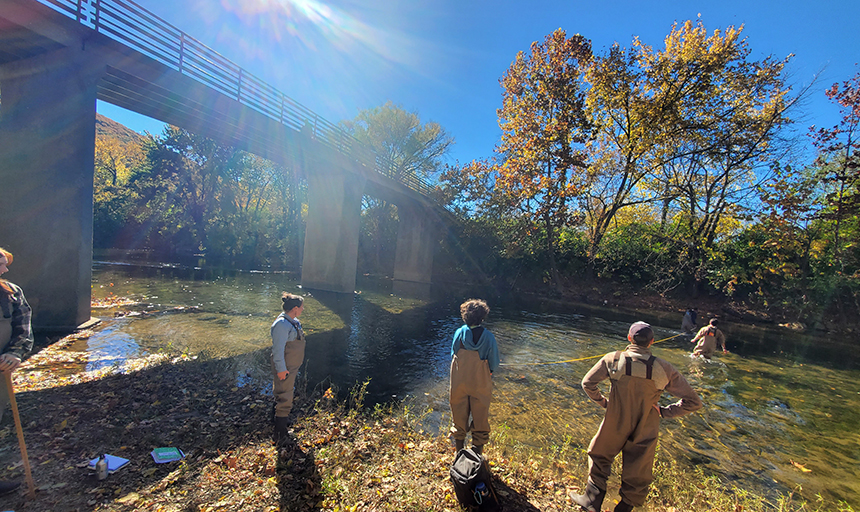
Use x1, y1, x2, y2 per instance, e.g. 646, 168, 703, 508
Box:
301, 285, 459, 405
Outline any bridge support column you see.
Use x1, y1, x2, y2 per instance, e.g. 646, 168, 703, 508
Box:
301, 168, 366, 293
0, 48, 98, 330
393, 205, 438, 284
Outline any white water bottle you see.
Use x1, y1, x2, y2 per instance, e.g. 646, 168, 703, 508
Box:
96, 454, 108, 480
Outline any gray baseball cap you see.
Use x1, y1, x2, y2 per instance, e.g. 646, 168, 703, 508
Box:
628, 321, 654, 343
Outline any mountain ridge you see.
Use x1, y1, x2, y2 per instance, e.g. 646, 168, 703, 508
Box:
96, 113, 147, 145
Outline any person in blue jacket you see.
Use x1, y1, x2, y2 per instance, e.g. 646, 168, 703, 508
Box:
448, 299, 500, 455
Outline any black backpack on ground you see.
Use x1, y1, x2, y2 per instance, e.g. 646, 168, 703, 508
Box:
450, 448, 503, 511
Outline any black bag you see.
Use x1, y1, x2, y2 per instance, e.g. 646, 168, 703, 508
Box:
450, 448, 502, 511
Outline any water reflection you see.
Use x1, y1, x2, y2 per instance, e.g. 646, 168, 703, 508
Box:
87, 262, 860, 507
83, 321, 141, 372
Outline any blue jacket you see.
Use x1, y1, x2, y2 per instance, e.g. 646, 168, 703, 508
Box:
451, 324, 500, 373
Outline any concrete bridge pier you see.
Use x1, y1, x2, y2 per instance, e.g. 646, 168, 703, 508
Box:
0, 47, 99, 330
393, 204, 438, 284
301, 167, 366, 293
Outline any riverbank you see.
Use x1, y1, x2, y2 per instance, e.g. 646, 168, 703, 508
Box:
0, 333, 849, 512
517, 276, 856, 336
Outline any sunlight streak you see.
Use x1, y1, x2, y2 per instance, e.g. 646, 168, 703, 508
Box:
218, 0, 418, 68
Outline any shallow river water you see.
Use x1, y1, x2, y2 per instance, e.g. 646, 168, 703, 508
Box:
86, 262, 860, 508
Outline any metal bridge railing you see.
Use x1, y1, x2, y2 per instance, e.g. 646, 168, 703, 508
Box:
37, 0, 437, 198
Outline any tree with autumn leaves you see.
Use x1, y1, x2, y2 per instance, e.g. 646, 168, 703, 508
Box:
93, 134, 148, 248
630, 21, 794, 294
810, 73, 860, 273
725, 71, 860, 320
444, 21, 796, 293
446, 29, 592, 287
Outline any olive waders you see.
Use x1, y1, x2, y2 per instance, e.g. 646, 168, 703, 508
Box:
449, 340, 492, 452
272, 320, 305, 443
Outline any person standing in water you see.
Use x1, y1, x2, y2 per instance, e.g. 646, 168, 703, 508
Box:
0, 247, 34, 496
690, 318, 727, 358
271, 293, 305, 442
571, 321, 702, 512
448, 299, 500, 455
681, 308, 697, 333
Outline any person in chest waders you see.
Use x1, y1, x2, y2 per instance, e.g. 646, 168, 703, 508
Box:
271, 293, 306, 443
0, 247, 34, 496
449, 299, 500, 455
690, 318, 727, 359
571, 322, 702, 512
681, 308, 697, 333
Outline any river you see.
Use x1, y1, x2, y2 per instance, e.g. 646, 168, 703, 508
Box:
84, 261, 859, 508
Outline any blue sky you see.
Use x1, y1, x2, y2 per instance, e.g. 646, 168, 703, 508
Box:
98, 0, 860, 167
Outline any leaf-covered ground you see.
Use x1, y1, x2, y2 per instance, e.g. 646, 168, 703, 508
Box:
0, 331, 849, 512
0, 328, 578, 512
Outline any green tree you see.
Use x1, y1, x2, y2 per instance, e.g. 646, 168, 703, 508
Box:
92, 119, 306, 269
137, 126, 238, 257
709, 163, 822, 315
342, 101, 453, 181
208, 152, 303, 268
342, 102, 454, 274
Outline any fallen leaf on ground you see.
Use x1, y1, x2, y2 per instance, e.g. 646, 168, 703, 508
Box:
790, 459, 812, 473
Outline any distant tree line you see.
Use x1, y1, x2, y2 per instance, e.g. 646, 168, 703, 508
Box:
94, 125, 304, 269
92, 20, 859, 327
93, 101, 451, 274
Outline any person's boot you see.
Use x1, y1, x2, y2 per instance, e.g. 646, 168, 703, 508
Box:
571, 481, 606, 512
0, 480, 20, 497
273, 416, 291, 444
454, 439, 465, 451
472, 444, 483, 455
614, 499, 634, 512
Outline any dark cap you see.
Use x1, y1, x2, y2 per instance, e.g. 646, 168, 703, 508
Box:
628, 321, 654, 344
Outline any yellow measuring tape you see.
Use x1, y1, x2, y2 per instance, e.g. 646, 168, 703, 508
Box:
499, 332, 686, 367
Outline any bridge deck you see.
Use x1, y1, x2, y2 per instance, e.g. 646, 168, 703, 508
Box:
0, 0, 446, 211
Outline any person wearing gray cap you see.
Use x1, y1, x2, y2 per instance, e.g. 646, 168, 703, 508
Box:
570, 321, 702, 512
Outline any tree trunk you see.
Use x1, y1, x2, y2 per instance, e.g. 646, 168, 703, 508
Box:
543, 213, 563, 289
585, 243, 597, 281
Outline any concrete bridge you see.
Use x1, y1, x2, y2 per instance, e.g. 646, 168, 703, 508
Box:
0, 0, 446, 330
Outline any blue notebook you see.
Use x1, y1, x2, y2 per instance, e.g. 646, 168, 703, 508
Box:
88, 454, 130, 474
